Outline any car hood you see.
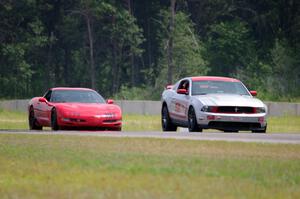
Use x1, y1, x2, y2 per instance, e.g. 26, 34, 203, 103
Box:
55, 103, 121, 114
195, 94, 265, 107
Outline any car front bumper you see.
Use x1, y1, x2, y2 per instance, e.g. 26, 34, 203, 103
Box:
58, 115, 122, 129
197, 112, 267, 131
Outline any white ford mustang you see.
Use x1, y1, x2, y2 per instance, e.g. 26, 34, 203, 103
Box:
161, 76, 267, 133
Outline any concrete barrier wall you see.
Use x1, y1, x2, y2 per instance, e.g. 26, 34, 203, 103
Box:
115, 100, 161, 115
0, 99, 30, 112
0, 99, 299, 116
265, 102, 300, 116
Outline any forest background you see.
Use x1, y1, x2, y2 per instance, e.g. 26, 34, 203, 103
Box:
0, 0, 299, 101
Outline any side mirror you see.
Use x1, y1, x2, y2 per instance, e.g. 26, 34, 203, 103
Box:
106, 99, 114, 104
39, 97, 47, 103
250, 90, 257, 96
177, 89, 188, 95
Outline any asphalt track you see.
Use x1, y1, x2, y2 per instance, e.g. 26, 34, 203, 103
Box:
1, 129, 300, 144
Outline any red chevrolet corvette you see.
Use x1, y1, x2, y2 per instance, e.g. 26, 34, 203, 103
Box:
28, 87, 122, 131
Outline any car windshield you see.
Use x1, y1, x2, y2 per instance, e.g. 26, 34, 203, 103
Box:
50, 90, 106, 103
191, 81, 250, 96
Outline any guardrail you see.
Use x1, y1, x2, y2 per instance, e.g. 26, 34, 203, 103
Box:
0, 99, 299, 116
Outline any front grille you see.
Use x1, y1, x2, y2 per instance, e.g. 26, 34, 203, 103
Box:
69, 118, 86, 122
208, 121, 261, 130
217, 106, 254, 114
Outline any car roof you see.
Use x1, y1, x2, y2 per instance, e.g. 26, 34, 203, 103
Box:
51, 87, 94, 91
190, 76, 240, 82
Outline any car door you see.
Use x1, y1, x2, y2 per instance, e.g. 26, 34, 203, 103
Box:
167, 81, 179, 119
171, 79, 190, 123
36, 90, 53, 125
33, 91, 49, 122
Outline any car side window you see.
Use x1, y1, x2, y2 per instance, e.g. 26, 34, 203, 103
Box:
44, 90, 52, 101
178, 80, 190, 93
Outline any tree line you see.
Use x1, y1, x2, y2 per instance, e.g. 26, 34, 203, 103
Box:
0, 0, 299, 101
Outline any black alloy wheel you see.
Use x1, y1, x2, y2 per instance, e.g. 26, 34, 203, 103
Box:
188, 107, 202, 132
112, 127, 122, 131
161, 105, 177, 131
29, 108, 42, 130
51, 109, 60, 131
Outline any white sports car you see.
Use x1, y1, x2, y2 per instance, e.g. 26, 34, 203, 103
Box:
161, 76, 267, 133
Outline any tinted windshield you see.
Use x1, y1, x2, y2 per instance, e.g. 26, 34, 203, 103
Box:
50, 90, 105, 103
192, 81, 250, 96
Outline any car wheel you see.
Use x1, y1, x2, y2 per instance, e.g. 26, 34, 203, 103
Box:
51, 109, 60, 131
112, 127, 122, 131
161, 105, 177, 131
188, 107, 202, 132
28, 107, 42, 130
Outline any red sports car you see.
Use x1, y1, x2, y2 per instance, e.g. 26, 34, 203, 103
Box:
28, 87, 122, 131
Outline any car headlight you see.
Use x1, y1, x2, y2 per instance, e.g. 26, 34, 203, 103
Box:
201, 106, 217, 112
255, 107, 266, 113
94, 113, 116, 119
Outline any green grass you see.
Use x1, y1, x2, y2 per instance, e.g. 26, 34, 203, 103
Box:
1, 109, 300, 132
123, 114, 161, 131
0, 109, 28, 129
268, 116, 300, 133
0, 134, 299, 198
0, 110, 162, 131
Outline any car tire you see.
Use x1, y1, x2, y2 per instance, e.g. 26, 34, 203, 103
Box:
188, 107, 202, 132
112, 127, 122, 131
29, 107, 42, 130
161, 105, 177, 131
51, 109, 60, 131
